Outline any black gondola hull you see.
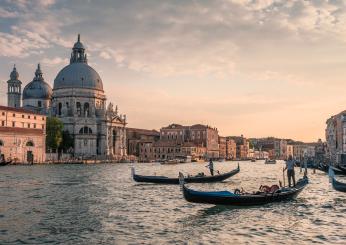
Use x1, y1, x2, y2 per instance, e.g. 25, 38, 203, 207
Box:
181, 178, 308, 206
132, 166, 240, 184
0, 161, 12, 166
332, 177, 346, 192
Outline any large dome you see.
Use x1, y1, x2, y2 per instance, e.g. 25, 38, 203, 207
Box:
53, 34, 104, 92
54, 63, 103, 91
23, 64, 52, 100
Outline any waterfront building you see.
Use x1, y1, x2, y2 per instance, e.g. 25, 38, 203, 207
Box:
160, 123, 219, 159
0, 106, 46, 163
287, 144, 294, 158
225, 138, 236, 160
148, 141, 206, 162
325, 113, 344, 165
228, 135, 249, 160
315, 139, 326, 164
4, 35, 128, 160
292, 144, 316, 161
51, 35, 127, 159
274, 139, 287, 159
218, 136, 227, 159
126, 128, 160, 160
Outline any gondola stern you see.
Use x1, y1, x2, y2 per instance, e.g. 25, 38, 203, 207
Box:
179, 172, 185, 190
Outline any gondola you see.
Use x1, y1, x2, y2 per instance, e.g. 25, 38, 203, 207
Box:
329, 168, 346, 192
0, 160, 12, 166
179, 173, 308, 206
336, 165, 346, 174
265, 159, 276, 164
330, 166, 346, 175
131, 164, 240, 184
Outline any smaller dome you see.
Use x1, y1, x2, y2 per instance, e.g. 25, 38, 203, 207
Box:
23, 64, 52, 100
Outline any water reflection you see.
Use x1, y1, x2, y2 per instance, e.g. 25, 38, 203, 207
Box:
1, 161, 346, 244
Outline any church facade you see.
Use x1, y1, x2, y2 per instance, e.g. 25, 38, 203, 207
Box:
5, 35, 127, 160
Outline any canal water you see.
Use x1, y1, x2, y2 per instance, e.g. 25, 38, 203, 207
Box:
1, 161, 346, 244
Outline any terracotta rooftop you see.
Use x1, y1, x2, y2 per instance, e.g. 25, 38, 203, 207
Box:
127, 127, 160, 136
0, 105, 45, 116
0, 127, 44, 135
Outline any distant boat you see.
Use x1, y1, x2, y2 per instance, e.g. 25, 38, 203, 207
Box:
0, 160, 12, 166
161, 159, 180, 165
265, 159, 276, 164
251, 159, 256, 162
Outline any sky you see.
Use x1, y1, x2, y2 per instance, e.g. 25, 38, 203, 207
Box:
1, 0, 346, 142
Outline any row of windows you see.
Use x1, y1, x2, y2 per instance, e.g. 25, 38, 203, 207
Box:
0, 111, 45, 120
0, 121, 44, 129
140, 147, 181, 154
57, 102, 90, 117
0, 140, 34, 147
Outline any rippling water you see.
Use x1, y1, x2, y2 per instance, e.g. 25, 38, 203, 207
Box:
1, 161, 346, 244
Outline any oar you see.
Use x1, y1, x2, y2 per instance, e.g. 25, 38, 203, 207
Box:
283, 167, 286, 187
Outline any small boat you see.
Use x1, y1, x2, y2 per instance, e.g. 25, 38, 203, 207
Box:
265, 159, 276, 164
0, 160, 12, 166
161, 159, 180, 165
251, 159, 256, 162
329, 168, 346, 192
131, 164, 240, 184
179, 174, 308, 206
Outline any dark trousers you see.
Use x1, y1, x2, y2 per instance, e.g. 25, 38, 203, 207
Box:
210, 168, 214, 176
287, 169, 296, 187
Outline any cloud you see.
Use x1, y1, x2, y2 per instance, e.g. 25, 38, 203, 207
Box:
0, 32, 49, 57
41, 57, 68, 66
0, 7, 18, 18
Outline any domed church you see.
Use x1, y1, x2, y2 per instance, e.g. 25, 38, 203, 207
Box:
5, 35, 127, 160
51, 34, 127, 158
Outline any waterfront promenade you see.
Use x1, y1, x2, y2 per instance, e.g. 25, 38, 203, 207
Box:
1, 161, 345, 244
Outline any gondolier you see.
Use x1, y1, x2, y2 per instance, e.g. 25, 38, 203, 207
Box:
206, 159, 214, 176
283, 155, 296, 187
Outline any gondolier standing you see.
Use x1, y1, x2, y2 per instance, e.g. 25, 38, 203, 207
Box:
283, 155, 296, 187
206, 159, 214, 176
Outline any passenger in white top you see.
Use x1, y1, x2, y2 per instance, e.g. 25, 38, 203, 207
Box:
283, 155, 296, 187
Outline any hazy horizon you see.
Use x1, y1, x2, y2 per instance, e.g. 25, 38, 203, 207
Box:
1, 0, 346, 142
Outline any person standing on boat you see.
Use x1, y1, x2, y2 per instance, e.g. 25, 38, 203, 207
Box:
283, 155, 296, 187
206, 159, 214, 176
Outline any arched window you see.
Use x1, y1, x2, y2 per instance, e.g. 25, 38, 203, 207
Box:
84, 103, 89, 117
76, 102, 81, 116
0, 140, 3, 146
79, 126, 92, 134
58, 103, 62, 116
26, 141, 34, 147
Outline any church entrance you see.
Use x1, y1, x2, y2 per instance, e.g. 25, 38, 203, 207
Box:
27, 151, 34, 164
112, 129, 117, 155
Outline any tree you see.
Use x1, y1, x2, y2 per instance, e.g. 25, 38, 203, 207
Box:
46, 117, 63, 152
60, 130, 74, 153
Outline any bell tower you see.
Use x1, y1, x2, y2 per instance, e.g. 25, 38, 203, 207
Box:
7, 65, 22, 108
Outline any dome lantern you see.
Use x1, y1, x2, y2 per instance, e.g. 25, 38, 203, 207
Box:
70, 34, 87, 64
10, 64, 19, 80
